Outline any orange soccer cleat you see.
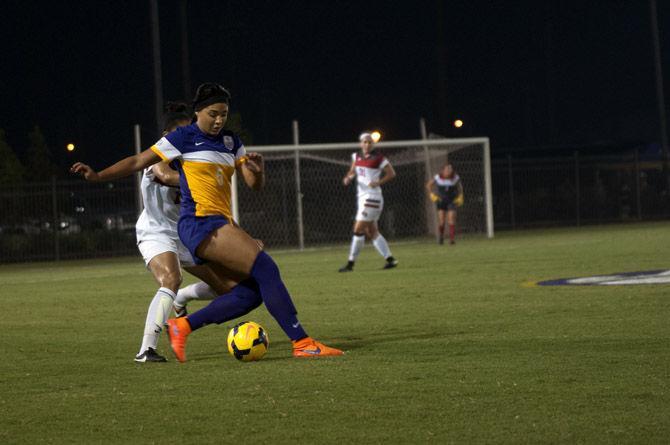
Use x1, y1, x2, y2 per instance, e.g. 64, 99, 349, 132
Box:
292, 337, 344, 358
166, 317, 192, 363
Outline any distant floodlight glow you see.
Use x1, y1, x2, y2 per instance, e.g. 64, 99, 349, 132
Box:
371, 131, 381, 143
66, 143, 75, 151
453, 119, 464, 128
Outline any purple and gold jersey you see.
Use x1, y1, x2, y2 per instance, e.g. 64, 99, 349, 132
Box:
150, 123, 247, 221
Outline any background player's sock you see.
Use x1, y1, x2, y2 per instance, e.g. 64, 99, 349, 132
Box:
250, 252, 308, 341
348, 233, 365, 262
449, 224, 456, 242
174, 281, 216, 309
138, 287, 176, 354
186, 279, 263, 330
372, 234, 392, 259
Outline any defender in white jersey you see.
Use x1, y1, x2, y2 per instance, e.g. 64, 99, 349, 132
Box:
339, 132, 398, 272
136, 164, 192, 268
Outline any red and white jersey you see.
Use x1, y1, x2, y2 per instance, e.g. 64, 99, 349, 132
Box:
352, 150, 390, 198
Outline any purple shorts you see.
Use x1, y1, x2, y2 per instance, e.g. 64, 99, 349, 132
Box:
178, 214, 229, 265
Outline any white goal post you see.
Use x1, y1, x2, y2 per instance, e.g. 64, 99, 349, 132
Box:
231, 137, 493, 250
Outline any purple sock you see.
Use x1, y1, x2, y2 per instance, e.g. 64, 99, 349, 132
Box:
187, 279, 263, 331
250, 251, 308, 341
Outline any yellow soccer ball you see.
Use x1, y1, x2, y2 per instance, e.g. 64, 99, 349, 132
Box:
227, 321, 269, 362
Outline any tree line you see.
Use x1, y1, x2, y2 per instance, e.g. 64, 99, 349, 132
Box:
0, 113, 253, 187
0, 126, 61, 186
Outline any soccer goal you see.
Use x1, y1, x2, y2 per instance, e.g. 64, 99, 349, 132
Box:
232, 137, 493, 249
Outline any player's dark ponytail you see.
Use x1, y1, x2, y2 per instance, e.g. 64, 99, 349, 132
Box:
193, 83, 231, 111
163, 101, 192, 132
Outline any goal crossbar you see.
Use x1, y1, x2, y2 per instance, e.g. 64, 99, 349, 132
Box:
246, 137, 490, 153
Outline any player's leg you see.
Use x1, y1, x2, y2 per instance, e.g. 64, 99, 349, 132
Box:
171, 224, 342, 359
447, 208, 457, 244
135, 243, 183, 363
166, 277, 263, 362
437, 209, 447, 245
196, 225, 309, 339
172, 236, 242, 316
172, 280, 215, 317
368, 222, 397, 269
340, 219, 367, 272
367, 223, 397, 269
339, 195, 371, 272
174, 263, 241, 317
365, 199, 397, 269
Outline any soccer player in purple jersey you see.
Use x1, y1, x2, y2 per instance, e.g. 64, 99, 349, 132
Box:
133, 102, 249, 363
71, 83, 343, 360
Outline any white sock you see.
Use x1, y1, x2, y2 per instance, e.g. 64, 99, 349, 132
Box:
372, 234, 392, 259
138, 287, 176, 355
174, 281, 217, 308
348, 235, 365, 262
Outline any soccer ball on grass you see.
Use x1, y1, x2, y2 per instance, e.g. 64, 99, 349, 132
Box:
227, 321, 269, 361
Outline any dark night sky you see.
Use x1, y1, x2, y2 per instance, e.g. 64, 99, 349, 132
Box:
1, 1, 668, 169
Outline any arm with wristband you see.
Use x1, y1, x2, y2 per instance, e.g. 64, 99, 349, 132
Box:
425, 177, 440, 203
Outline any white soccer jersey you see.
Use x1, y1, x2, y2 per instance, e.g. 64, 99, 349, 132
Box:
352, 151, 390, 198
135, 164, 180, 242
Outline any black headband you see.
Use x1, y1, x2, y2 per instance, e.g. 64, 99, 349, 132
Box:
194, 95, 230, 111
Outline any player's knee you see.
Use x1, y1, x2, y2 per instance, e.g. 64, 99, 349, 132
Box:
251, 251, 281, 280
247, 297, 263, 313
235, 281, 264, 310
160, 270, 183, 291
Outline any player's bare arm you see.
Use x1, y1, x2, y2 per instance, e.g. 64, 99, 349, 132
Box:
342, 160, 356, 186
368, 163, 396, 188
71, 149, 162, 182
426, 178, 440, 202
238, 152, 265, 190
425, 178, 435, 194
151, 161, 180, 186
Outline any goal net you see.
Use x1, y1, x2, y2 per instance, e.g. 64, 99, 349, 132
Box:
233, 137, 492, 249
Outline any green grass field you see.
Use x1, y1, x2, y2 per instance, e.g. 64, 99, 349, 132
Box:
1, 223, 669, 444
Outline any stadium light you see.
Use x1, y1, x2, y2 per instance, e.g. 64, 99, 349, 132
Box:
66, 143, 75, 152
453, 119, 464, 128
371, 131, 382, 143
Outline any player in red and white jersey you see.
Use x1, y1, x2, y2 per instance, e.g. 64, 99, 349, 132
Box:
339, 132, 398, 272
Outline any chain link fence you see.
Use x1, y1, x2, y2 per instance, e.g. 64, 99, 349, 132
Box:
492, 151, 670, 228
2, 146, 668, 263
0, 177, 139, 262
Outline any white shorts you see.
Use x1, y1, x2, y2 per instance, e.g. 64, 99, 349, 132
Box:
137, 234, 196, 268
355, 195, 384, 222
